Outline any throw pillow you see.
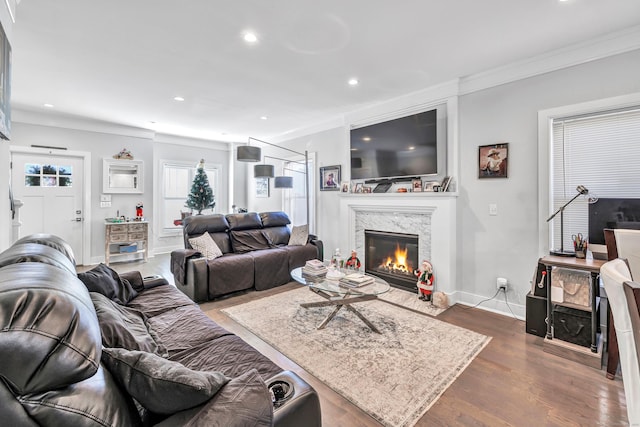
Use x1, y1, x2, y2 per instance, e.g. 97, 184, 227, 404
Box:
188, 233, 223, 260
78, 263, 138, 305
288, 224, 308, 246
101, 347, 230, 415
91, 292, 168, 357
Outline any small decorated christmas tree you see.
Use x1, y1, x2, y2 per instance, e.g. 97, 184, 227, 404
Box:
185, 159, 215, 215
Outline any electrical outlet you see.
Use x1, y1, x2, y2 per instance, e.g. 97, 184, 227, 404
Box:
496, 277, 508, 291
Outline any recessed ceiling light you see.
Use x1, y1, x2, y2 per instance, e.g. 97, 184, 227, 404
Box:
362, 136, 371, 142
260, 116, 268, 120
408, 146, 415, 150
174, 96, 185, 102
348, 78, 359, 86
43, 103, 54, 108
243, 32, 258, 43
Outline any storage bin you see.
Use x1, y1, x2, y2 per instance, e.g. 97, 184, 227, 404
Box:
552, 305, 592, 348
119, 243, 138, 253
550, 266, 591, 308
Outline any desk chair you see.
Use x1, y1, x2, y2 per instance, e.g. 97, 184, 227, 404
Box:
601, 259, 640, 425
604, 229, 640, 380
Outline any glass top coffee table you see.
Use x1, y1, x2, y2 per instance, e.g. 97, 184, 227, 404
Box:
290, 267, 391, 333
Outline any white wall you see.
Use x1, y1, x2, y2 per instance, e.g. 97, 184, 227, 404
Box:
9, 119, 235, 263
276, 48, 640, 318
0, 5, 13, 252
10, 122, 155, 261
458, 48, 640, 314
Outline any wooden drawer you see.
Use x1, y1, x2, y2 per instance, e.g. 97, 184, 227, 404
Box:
108, 224, 128, 233
109, 233, 128, 243
128, 223, 146, 232
128, 232, 146, 240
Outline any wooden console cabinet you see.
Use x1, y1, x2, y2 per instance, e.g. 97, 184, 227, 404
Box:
105, 221, 148, 266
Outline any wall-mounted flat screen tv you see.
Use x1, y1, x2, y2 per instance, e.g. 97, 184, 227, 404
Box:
0, 20, 11, 140
350, 105, 446, 181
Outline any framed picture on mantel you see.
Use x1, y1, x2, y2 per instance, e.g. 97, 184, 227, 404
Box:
320, 165, 341, 191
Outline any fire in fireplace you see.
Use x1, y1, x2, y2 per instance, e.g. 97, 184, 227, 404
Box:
364, 230, 419, 291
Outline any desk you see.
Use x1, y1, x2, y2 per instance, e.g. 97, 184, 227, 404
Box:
540, 256, 604, 352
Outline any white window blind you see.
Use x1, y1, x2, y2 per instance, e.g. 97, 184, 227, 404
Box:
550, 107, 640, 251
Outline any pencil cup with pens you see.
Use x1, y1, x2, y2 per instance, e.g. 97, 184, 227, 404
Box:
573, 233, 587, 259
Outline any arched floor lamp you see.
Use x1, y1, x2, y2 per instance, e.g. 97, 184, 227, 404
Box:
237, 137, 310, 226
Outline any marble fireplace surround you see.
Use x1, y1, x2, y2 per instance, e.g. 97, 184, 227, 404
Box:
338, 194, 457, 296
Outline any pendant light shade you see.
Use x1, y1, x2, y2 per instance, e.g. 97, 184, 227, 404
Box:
274, 176, 293, 188
237, 145, 261, 162
254, 164, 275, 178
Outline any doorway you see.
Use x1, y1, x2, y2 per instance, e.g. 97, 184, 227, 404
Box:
10, 147, 91, 265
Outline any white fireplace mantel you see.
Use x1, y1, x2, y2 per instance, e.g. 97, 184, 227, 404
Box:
338, 193, 457, 296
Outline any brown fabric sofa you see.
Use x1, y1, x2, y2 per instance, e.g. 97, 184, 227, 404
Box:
0, 234, 321, 426
171, 211, 323, 302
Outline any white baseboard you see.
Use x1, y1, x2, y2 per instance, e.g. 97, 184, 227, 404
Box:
449, 290, 525, 320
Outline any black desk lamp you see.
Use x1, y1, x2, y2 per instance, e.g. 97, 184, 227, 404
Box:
546, 185, 588, 256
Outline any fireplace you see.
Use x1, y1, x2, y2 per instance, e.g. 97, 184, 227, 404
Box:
365, 230, 419, 291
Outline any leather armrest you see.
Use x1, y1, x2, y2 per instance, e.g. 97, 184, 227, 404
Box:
119, 270, 144, 292
119, 271, 169, 291
266, 371, 321, 427
308, 236, 323, 261
142, 275, 169, 289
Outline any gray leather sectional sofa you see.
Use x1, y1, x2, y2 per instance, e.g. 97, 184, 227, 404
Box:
0, 234, 321, 426
171, 211, 323, 302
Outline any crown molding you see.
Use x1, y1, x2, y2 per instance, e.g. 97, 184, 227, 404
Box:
459, 25, 640, 95
12, 108, 156, 140
153, 133, 230, 151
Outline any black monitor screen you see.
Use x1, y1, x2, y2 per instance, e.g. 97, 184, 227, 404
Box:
588, 198, 640, 245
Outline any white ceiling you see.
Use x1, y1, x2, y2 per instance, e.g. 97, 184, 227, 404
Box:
10, 0, 640, 143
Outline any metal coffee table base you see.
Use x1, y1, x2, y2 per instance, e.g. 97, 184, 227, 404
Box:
301, 288, 381, 333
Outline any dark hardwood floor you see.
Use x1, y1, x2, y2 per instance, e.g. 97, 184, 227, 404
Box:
92, 254, 629, 427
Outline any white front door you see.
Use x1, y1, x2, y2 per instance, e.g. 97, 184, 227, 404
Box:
11, 151, 85, 264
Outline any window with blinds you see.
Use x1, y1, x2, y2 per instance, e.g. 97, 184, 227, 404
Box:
550, 107, 640, 251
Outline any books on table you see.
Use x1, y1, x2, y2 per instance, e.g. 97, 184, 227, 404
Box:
339, 273, 375, 288
302, 260, 327, 277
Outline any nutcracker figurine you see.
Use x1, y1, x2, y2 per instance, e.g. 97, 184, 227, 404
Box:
136, 202, 143, 218
344, 249, 361, 270
414, 260, 434, 301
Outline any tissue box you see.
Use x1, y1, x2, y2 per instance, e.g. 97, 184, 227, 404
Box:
119, 243, 138, 253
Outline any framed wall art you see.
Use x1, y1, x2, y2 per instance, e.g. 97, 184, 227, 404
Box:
320, 165, 341, 191
479, 143, 508, 178
255, 177, 269, 198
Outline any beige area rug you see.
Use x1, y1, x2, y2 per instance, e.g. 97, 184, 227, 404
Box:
378, 286, 447, 317
220, 287, 490, 427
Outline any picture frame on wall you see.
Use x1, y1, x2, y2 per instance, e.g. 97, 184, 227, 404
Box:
255, 177, 269, 198
479, 143, 508, 178
320, 165, 341, 191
